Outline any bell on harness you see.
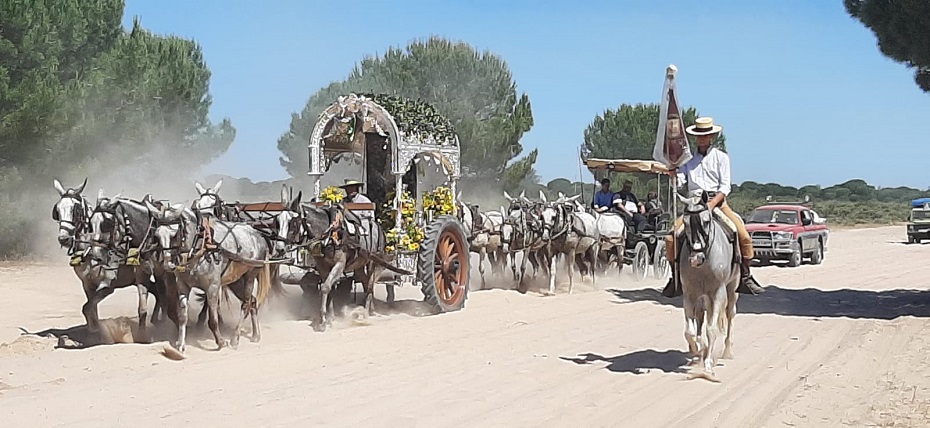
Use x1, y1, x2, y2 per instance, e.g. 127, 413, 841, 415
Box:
126, 247, 141, 266
69, 255, 83, 267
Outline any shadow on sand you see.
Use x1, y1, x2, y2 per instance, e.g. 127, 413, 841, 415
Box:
559, 349, 690, 374
607, 284, 930, 320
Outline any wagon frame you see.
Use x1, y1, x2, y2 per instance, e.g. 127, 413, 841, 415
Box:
583, 158, 674, 282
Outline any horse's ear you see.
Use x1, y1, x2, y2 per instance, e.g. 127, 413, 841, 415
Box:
211, 179, 223, 194
567, 194, 581, 202
195, 182, 206, 195
539, 190, 548, 204
700, 191, 709, 204
144, 200, 161, 216
290, 191, 302, 211
675, 193, 690, 205
75, 178, 87, 195
53, 179, 66, 196
503, 191, 513, 202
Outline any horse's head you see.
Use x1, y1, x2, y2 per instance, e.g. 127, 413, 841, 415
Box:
679, 191, 714, 267
52, 178, 89, 248
146, 200, 192, 271
193, 179, 223, 217
274, 187, 306, 256
89, 189, 122, 249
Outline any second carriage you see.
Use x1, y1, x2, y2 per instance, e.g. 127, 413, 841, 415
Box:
583, 158, 674, 282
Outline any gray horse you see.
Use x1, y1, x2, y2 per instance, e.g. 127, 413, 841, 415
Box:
533, 191, 599, 295
274, 190, 410, 332
52, 180, 165, 334
676, 191, 740, 381
147, 200, 278, 353
88, 191, 169, 333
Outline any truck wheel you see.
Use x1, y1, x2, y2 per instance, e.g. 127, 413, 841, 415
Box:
787, 247, 802, 267
810, 241, 824, 265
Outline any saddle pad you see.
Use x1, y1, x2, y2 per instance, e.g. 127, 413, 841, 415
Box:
713, 208, 738, 234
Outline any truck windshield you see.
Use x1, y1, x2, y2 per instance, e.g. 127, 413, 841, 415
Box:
912, 210, 930, 220
747, 209, 799, 224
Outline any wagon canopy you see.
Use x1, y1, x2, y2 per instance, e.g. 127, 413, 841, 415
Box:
583, 158, 670, 174
308, 93, 462, 182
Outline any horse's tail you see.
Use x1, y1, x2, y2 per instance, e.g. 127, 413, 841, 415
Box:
256, 261, 273, 305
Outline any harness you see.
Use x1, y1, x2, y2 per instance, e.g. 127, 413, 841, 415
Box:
54, 195, 94, 265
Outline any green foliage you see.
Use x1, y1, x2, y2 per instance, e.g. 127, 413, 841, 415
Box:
846, 0, 930, 93
277, 36, 535, 192
0, 1, 233, 258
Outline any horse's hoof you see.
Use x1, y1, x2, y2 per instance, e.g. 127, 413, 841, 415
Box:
722, 350, 734, 359
230, 340, 240, 350
250, 335, 261, 343
216, 339, 229, 350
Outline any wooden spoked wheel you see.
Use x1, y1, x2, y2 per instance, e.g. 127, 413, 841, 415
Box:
419, 215, 469, 313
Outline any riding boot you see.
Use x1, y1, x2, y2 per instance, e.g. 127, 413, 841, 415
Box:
736, 260, 765, 295
661, 264, 682, 298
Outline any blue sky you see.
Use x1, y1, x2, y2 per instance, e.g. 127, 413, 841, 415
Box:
123, 0, 930, 189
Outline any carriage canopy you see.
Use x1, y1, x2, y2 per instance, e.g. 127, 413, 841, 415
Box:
307, 93, 462, 199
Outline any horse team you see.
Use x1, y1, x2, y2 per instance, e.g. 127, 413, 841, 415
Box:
51, 177, 736, 379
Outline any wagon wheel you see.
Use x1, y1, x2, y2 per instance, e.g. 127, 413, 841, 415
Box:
632, 241, 649, 282
419, 215, 469, 313
653, 240, 670, 280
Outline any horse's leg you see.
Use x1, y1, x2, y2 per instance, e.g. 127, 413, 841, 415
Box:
567, 249, 576, 294
723, 280, 739, 359
548, 249, 558, 296
478, 246, 487, 289
82, 282, 114, 333
682, 296, 701, 365
205, 281, 228, 350
135, 281, 149, 334
176, 290, 190, 353
703, 286, 727, 377
319, 261, 345, 331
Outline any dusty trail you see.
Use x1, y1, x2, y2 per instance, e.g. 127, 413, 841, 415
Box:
1, 226, 929, 427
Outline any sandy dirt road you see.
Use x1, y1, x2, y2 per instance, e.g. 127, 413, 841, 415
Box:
1, 225, 929, 427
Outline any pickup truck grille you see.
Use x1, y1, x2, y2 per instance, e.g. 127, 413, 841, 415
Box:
751, 231, 773, 248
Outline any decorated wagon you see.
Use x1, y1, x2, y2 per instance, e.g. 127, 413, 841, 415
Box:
583, 158, 674, 282
296, 93, 472, 313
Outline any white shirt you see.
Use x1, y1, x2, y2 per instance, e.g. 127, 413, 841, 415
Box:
349, 193, 374, 218
676, 147, 731, 196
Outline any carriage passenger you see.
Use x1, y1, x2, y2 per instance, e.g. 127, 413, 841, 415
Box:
615, 180, 648, 233
591, 178, 616, 213
340, 179, 374, 219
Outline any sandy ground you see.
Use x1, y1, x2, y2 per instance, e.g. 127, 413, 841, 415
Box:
1, 225, 929, 427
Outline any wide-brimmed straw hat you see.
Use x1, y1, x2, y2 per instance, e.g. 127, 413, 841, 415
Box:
686, 117, 723, 136
339, 179, 364, 189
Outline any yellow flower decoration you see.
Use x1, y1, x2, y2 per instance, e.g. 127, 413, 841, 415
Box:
320, 186, 345, 204
424, 186, 457, 217
384, 190, 426, 253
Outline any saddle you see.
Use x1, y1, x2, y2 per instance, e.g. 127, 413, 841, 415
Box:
672, 208, 741, 265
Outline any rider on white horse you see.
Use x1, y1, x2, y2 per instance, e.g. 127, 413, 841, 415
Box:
661, 117, 766, 297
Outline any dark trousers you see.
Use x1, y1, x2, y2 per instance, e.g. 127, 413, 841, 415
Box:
620, 211, 648, 233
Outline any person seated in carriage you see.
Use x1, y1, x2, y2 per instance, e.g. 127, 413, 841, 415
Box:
644, 191, 664, 229
615, 180, 649, 234
591, 178, 616, 214
339, 179, 374, 219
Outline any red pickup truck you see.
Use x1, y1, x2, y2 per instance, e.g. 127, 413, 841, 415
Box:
745, 203, 829, 267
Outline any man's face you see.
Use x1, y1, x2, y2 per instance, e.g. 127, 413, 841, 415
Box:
601, 182, 610, 192
696, 134, 715, 149
623, 184, 632, 192
346, 185, 359, 196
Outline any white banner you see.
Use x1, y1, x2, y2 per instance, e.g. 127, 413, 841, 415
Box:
653, 64, 693, 169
